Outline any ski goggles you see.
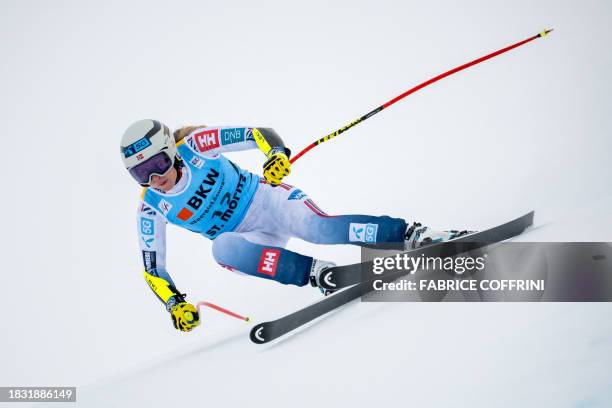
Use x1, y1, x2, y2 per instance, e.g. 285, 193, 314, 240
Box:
129, 151, 174, 185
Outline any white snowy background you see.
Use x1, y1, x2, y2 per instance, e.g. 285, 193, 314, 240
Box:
1, 0, 612, 407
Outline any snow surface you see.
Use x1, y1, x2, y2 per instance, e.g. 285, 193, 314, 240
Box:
2, 0, 612, 407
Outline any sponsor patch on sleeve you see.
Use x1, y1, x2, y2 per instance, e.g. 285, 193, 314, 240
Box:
140, 217, 154, 235
142, 251, 157, 271
349, 223, 378, 243
193, 129, 220, 152
220, 128, 245, 145
141, 235, 154, 248
257, 249, 281, 277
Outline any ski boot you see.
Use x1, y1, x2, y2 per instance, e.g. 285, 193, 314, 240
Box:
404, 222, 473, 250
309, 259, 338, 296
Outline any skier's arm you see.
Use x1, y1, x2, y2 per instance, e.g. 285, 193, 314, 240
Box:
182, 126, 257, 154
137, 202, 170, 300
137, 201, 200, 332
183, 126, 290, 156
183, 125, 292, 185
250, 127, 291, 158
252, 127, 292, 186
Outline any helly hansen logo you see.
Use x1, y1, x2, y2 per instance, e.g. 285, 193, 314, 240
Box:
258, 249, 280, 277
194, 129, 220, 152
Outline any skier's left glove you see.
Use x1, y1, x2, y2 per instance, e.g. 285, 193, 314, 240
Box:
169, 298, 200, 332
263, 147, 291, 186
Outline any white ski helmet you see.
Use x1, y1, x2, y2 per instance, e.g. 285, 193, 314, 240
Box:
120, 119, 177, 185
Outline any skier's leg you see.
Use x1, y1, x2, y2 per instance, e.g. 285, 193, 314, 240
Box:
293, 202, 471, 250
239, 181, 407, 247
240, 181, 470, 249
296, 209, 407, 246
211, 231, 313, 287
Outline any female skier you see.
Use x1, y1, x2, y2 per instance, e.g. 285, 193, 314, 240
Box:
120, 119, 468, 332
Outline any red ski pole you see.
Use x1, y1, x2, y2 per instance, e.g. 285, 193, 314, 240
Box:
290, 29, 553, 164
196, 301, 251, 322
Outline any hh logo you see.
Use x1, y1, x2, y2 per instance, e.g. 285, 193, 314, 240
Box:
194, 129, 220, 152
258, 249, 280, 276
349, 223, 378, 243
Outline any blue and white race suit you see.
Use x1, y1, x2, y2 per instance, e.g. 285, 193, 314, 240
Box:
137, 126, 407, 296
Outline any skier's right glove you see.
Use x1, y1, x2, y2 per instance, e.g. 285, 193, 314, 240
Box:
168, 297, 200, 332
263, 147, 291, 186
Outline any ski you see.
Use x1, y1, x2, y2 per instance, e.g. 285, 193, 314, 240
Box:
319, 211, 535, 290
249, 267, 423, 344
249, 211, 534, 344
250, 282, 365, 344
